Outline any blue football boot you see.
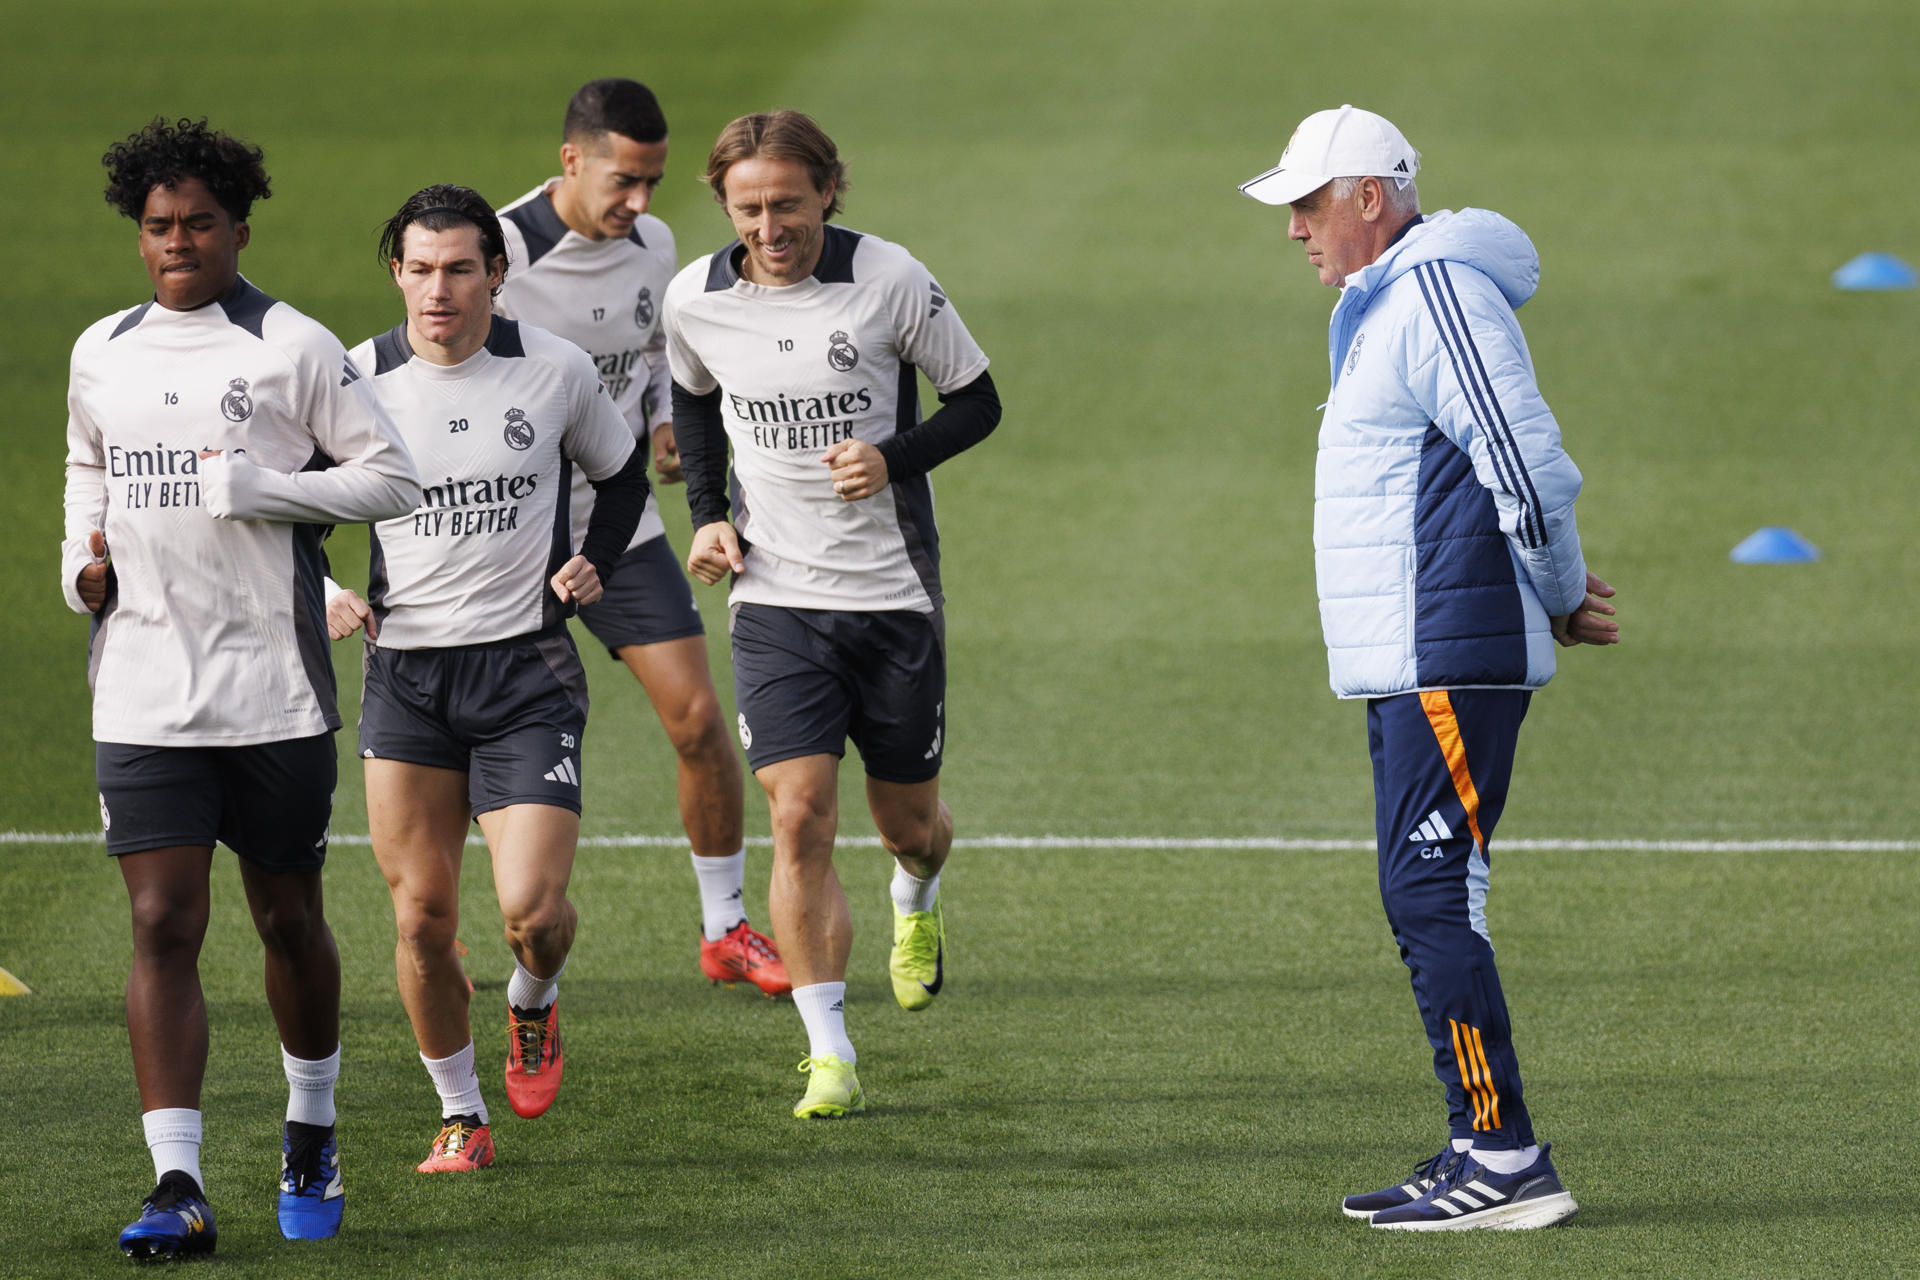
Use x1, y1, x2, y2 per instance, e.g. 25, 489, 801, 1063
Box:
277, 1120, 344, 1240
119, 1170, 216, 1260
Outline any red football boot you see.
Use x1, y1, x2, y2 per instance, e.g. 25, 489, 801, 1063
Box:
504, 1000, 564, 1118
699, 920, 792, 997
416, 1115, 494, 1173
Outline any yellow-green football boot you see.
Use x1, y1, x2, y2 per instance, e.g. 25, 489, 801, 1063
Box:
793, 1055, 866, 1119
889, 901, 945, 1011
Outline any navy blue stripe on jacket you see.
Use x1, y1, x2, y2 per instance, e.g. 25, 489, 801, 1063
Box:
1413, 263, 1546, 549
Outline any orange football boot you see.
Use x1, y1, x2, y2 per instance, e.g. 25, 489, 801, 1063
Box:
416, 1116, 494, 1173
505, 1000, 564, 1118
699, 920, 792, 997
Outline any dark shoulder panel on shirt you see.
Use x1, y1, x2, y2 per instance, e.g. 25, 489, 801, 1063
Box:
217, 277, 278, 340
484, 317, 525, 359
372, 323, 413, 375
109, 301, 154, 340
503, 193, 570, 269
705, 241, 744, 292
812, 226, 863, 284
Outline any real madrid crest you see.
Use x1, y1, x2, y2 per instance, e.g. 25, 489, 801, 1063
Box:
826, 330, 859, 373
503, 406, 535, 451
634, 285, 655, 329
220, 377, 254, 422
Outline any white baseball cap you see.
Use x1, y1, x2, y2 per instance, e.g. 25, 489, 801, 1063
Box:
1239, 105, 1420, 206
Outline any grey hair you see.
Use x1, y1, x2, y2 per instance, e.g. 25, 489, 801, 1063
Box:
1330, 173, 1421, 217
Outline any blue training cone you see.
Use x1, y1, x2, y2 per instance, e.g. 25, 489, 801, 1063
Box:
1831, 253, 1917, 290
1731, 527, 1821, 563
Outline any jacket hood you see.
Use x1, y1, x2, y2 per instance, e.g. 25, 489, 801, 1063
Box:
1347, 207, 1539, 310
1325, 208, 1539, 388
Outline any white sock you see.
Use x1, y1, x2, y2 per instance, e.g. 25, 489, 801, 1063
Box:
282, 1044, 340, 1127
1469, 1142, 1541, 1174
890, 865, 940, 915
791, 982, 856, 1064
691, 849, 749, 941
420, 1041, 489, 1123
507, 955, 565, 1013
143, 1108, 204, 1189
1451, 1137, 1472, 1153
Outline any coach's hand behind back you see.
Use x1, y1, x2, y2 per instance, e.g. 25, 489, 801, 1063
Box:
1551, 572, 1619, 647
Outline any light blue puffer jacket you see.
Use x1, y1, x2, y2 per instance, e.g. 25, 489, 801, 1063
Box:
1314, 208, 1588, 698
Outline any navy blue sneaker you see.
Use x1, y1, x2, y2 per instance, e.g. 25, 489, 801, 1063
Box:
278, 1120, 345, 1240
1371, 1142, 1578, 1231
119, 1170, 216, 1260
1341, 1146, 1467, 1219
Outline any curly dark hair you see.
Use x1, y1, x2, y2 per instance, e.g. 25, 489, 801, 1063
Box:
102, 117, 270, 223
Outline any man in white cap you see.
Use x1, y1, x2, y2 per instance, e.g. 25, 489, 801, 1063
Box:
1241, 106, 1618, 1230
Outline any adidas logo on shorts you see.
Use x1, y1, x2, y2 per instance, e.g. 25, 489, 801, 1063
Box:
544, 757, 580, 786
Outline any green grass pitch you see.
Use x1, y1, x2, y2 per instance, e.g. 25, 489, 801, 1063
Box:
2, 0, 1918, 1275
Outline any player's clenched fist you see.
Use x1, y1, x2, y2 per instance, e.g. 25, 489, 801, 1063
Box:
687, 522, 746, 586
824, 439, 888, 502
76, 529, 111, 613
327, 588, 377, 640
652, 422, 684, 485
549, 553, 603, 606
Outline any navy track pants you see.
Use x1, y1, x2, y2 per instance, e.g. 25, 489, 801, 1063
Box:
1367, 688, 1535, 1150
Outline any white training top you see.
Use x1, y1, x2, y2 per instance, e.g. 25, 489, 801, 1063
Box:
62, 276, 421, 747
344, 317, 636, 650
496, 182, 674, 555
664, 226, 990, 613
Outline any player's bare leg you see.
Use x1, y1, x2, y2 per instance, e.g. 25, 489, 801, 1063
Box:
237, 864, 340, 1062
617, 635, 743, 857
366, 760, 474, 1058
760, 754, 849, 988
867, 777, 951, 881
622, 635, 788, 994
368, 759, 496, 1164
869, 777, 951, 1012
237, 860, 344, 1237
118, 847, 219, 1231
478, 803, 579, 1118
118, 846, 215, 1110
478, 804, 581, 981
758, 753, 863, 1115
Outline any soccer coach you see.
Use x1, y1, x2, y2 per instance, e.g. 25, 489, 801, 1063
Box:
1239, 106, 1617, 1230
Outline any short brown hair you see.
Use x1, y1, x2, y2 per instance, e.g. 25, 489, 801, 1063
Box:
704, 110, 849, 220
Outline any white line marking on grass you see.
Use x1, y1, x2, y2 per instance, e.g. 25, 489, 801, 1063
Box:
4, 830, 1917, 852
